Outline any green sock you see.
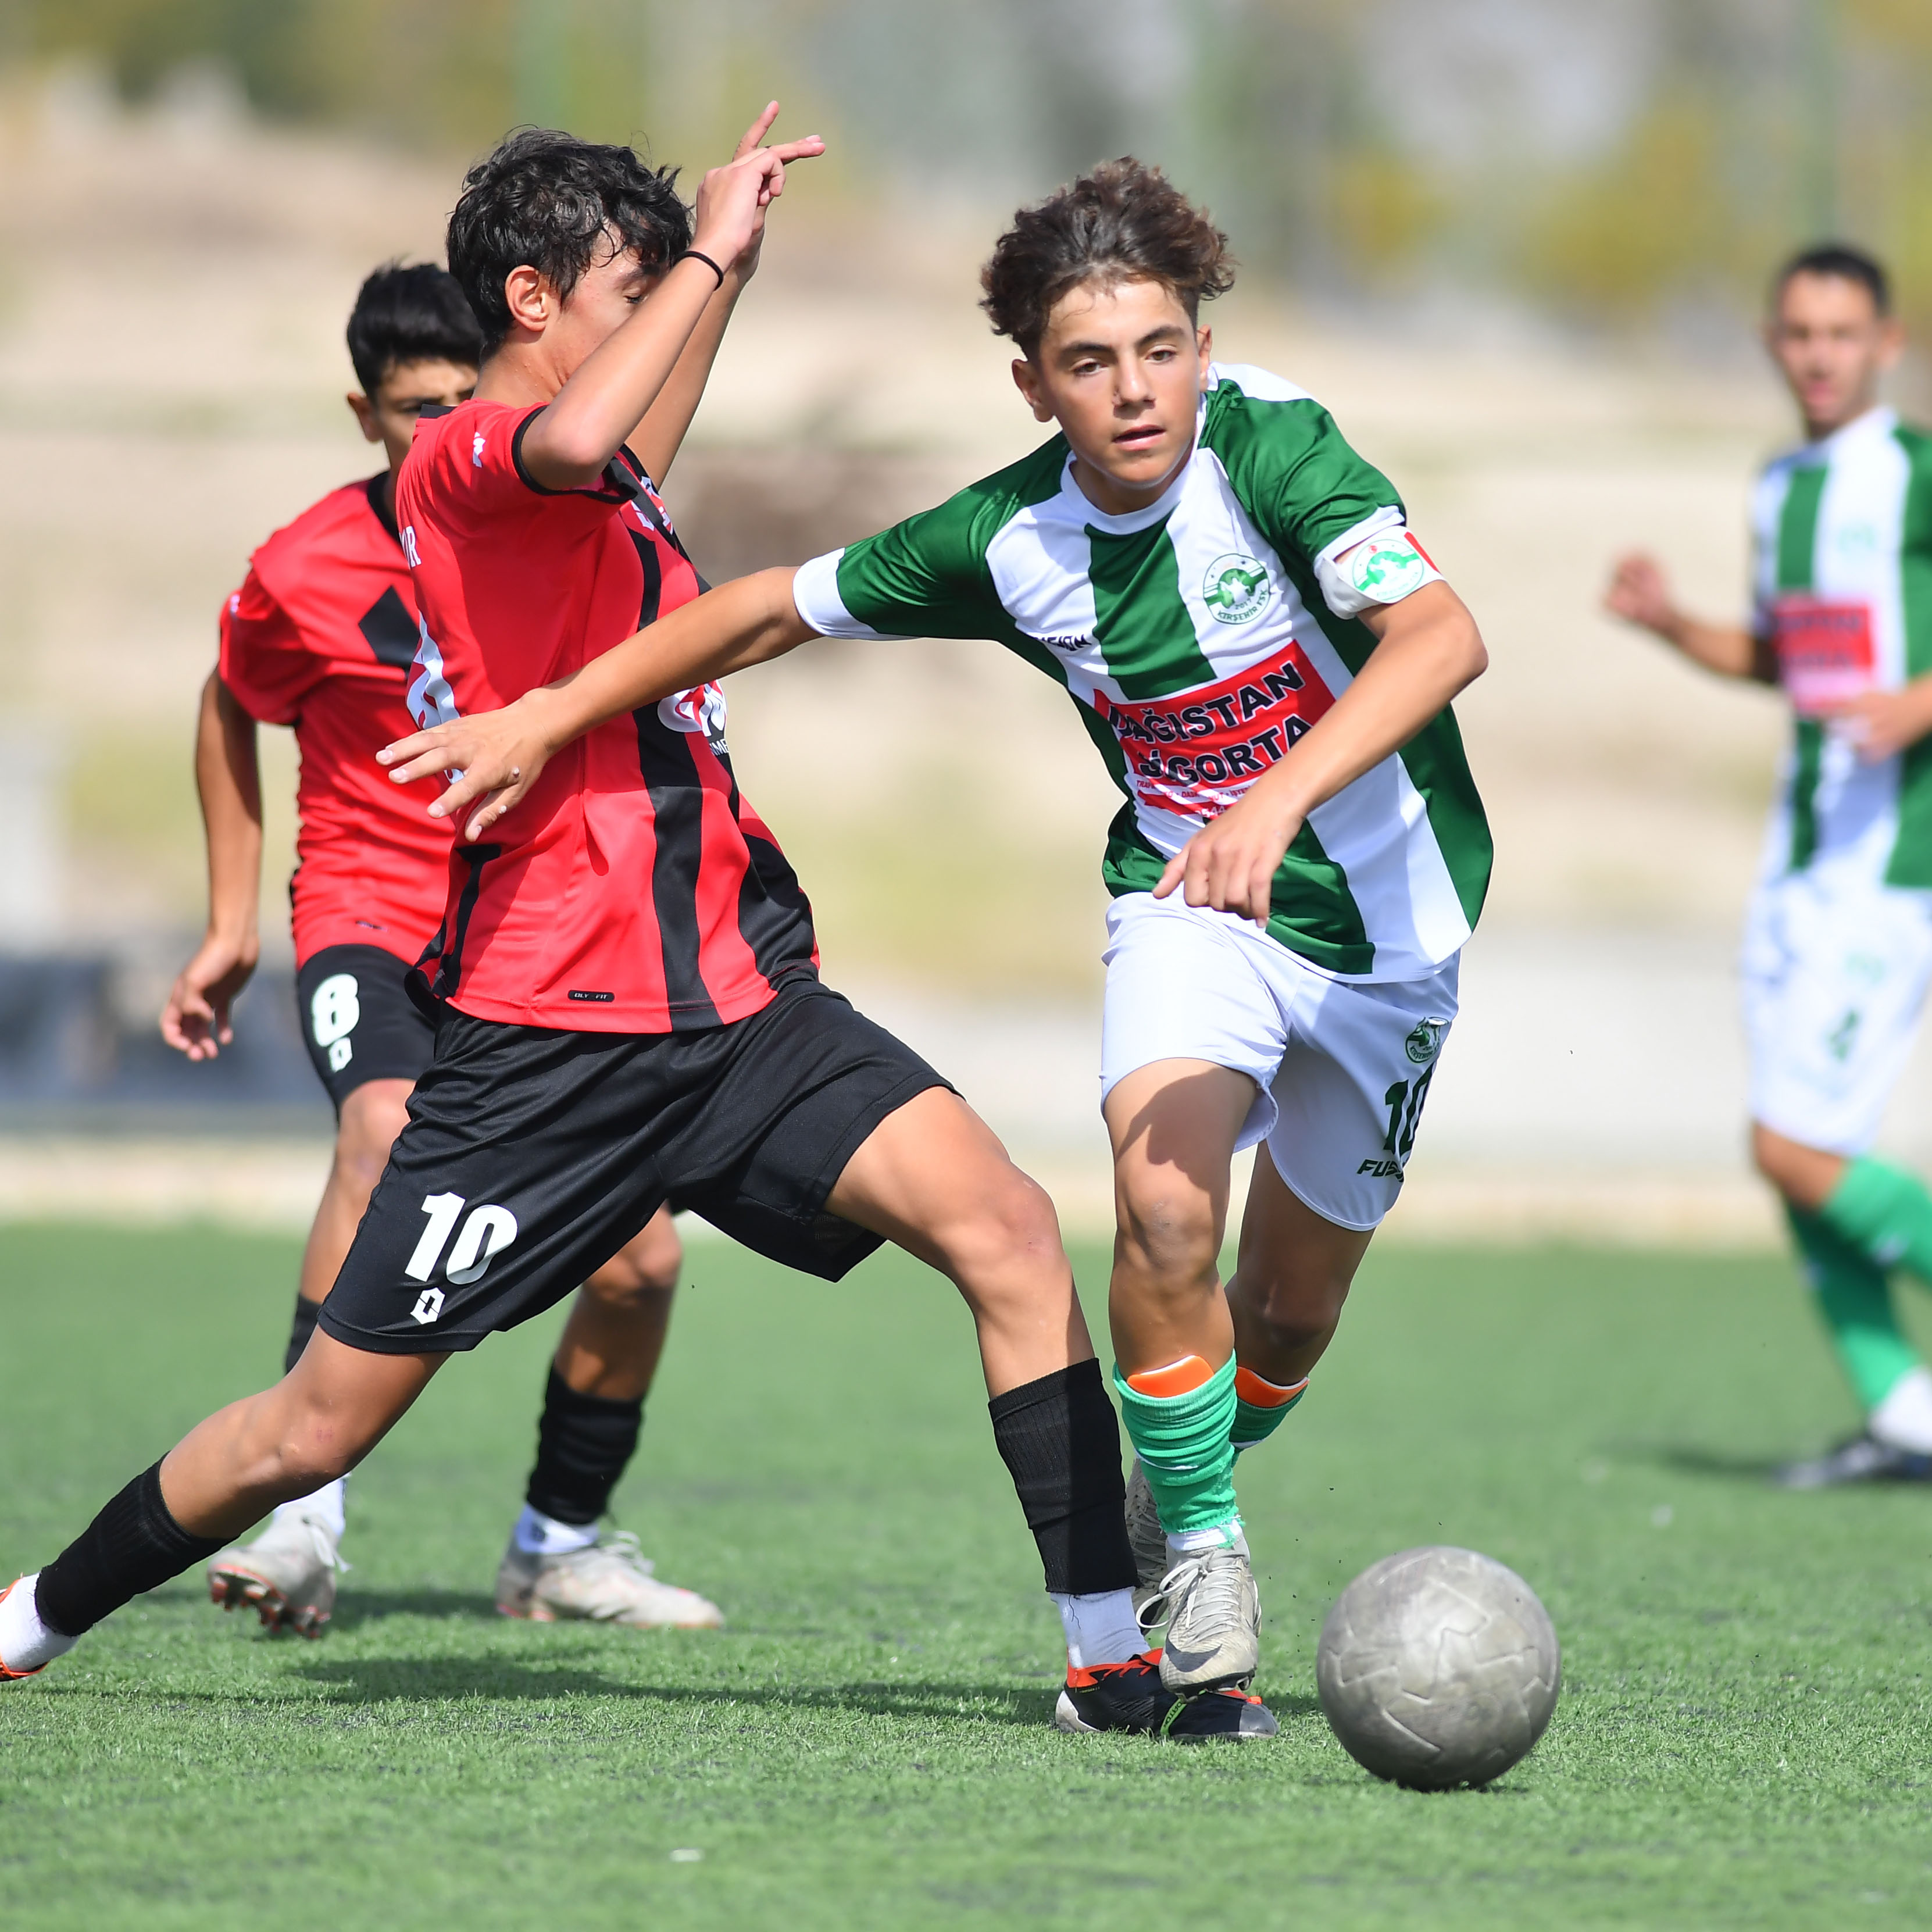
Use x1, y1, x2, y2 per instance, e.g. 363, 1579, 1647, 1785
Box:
1787, 1204, 1922, 1412
1112, 1356, 1240, 1537
1819, 1155, 1932, 1284
1231, 1367, 1308, 1454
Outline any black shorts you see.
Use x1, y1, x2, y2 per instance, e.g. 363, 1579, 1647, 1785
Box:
317, 977, 949, 1354
295, 944, 436, 1115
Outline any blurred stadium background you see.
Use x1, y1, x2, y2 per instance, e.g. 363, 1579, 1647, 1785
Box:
3, 0, 1932, 1240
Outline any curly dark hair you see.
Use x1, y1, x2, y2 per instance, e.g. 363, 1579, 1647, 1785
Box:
345, 261, 482, 395
981, 158, 1235, 358
447, 128, 692, 356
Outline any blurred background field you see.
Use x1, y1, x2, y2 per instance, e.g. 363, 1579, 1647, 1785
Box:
4, 2, 1932, 1238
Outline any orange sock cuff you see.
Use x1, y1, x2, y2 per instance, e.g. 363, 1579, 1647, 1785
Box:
1124, 1354, 1217, 1399
1234, 1366, 1309, 1408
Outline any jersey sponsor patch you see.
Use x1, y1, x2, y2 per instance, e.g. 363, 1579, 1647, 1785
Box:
1773, 595, 1876, 715
1092, 636, 1335, 823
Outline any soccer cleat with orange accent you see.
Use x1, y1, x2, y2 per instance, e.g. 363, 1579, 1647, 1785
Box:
1167, 1684, 1280, 1741
1053, 1650, 1177, 1735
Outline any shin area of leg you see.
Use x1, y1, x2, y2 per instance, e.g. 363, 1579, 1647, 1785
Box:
159, 1332, 445, 1542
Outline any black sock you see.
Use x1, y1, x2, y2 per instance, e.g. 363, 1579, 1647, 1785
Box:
284, 1295, 323, 1376
35, 1463, 228, 1638
523, 1367, 644, 1526
989, 1359, 1137, 1595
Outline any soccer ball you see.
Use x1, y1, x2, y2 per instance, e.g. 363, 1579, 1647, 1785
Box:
1315, 1545, 1560, 1789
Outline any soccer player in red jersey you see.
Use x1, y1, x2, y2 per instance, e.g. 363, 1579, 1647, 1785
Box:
5, 112, 1177, 1734
156, 262, 717, 1637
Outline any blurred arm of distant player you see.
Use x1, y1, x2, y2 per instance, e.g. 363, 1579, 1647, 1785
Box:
160, 672, 263, 1059
516, 105, 823, 492
1606, 551, 1932, 761
1604, 551, 1777, 682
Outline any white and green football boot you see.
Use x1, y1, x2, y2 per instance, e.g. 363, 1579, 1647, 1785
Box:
495, 1531, 723, 1629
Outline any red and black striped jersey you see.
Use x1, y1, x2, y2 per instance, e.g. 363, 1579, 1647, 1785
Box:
219, 476, 452, 970
395, 398, 816, 1033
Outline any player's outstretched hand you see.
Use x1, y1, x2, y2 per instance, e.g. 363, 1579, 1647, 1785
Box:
690, 103, 824, 281
378, 690, 564, 843
161, 932, 259, 1060
1152, 785, 1301, 928
1604, 552, 1677, 635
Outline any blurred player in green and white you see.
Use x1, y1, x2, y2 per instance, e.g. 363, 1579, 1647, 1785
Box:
378, 160, 1494, 1734
1608, 245, 1932, 1486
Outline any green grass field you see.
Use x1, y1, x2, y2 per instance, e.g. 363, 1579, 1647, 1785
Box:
2, 1222, 1930, 1931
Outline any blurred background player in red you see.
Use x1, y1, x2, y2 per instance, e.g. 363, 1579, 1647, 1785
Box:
159, 261, 720, 1634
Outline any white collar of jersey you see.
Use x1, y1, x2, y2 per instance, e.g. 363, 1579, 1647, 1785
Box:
1059, 388, 1210, 534
1800, 402, 1898, 459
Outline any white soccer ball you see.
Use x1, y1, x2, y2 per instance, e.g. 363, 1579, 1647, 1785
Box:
1316, 1545, 1560, 1789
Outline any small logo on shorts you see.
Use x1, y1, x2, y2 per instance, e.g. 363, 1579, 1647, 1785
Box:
411, 1287, 445, 1325
569, 989, 615, 1002
1202, 553, 1272, 624
1404, 1017, 1448, 1065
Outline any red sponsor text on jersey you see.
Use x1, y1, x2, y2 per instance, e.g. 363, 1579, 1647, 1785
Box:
396, 399, 816, 1033
1093, 635, 1336, 823
1773, 595, 1876, 715
218, 477, 451, 967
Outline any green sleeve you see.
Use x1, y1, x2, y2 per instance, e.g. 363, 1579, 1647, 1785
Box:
830, 490, 1004, 641
1206, 383, 1405, 569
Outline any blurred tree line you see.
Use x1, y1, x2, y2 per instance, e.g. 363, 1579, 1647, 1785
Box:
6, 0, 1932, 331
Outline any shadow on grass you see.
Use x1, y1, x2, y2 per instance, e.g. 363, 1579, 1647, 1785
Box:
288, 1654, 1327, 1727
1605, 1440, 1786, 1482
323, 1588, 501, 1633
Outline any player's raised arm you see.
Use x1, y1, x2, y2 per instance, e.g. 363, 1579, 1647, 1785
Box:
1604, 550, 1776, 681
378, 566, 817, 840
512, 117, 823, 491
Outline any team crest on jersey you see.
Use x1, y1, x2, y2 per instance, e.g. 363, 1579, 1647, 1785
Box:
1202, 553, 1272, 624
1404, 1017, 1448, 1065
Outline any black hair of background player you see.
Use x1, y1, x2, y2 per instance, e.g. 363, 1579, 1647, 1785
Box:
1774, 241, 1892, 316
446, 129, 693, 358
347, 260, 485, 395
980, 155, 1237, 360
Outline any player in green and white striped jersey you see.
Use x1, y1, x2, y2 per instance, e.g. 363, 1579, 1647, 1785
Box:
1609, 244, 1932, 1487
382, 160, 1493, 1737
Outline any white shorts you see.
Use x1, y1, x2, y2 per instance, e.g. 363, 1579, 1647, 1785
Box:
1742, 865, 1932, 1154
1099, 892, 1460, 1231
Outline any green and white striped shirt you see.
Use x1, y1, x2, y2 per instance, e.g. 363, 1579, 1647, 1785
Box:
1751, 405, 1932, 885
792, 363, 1491, 980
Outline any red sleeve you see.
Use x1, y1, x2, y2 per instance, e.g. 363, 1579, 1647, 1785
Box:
217, 567, 317, 726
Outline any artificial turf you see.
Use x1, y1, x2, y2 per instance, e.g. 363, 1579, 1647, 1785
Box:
1, 1221, 1929, 1931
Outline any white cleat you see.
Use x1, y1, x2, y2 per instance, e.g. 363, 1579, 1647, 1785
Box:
208, 1508, 341, 1639
1142, 1544, 1261, 1694
0, 1574, 77, 1681
495, 1531, 723, 1629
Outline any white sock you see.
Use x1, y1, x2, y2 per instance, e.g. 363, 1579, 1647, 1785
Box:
513, 1505, 599, 1556
1870, 1365, 1932, 1454
273, 1477, 346, 1541
1051, 1588, 1143, 1668
0, 1575, 78, 1674
1167, 1521, 1248, 1559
